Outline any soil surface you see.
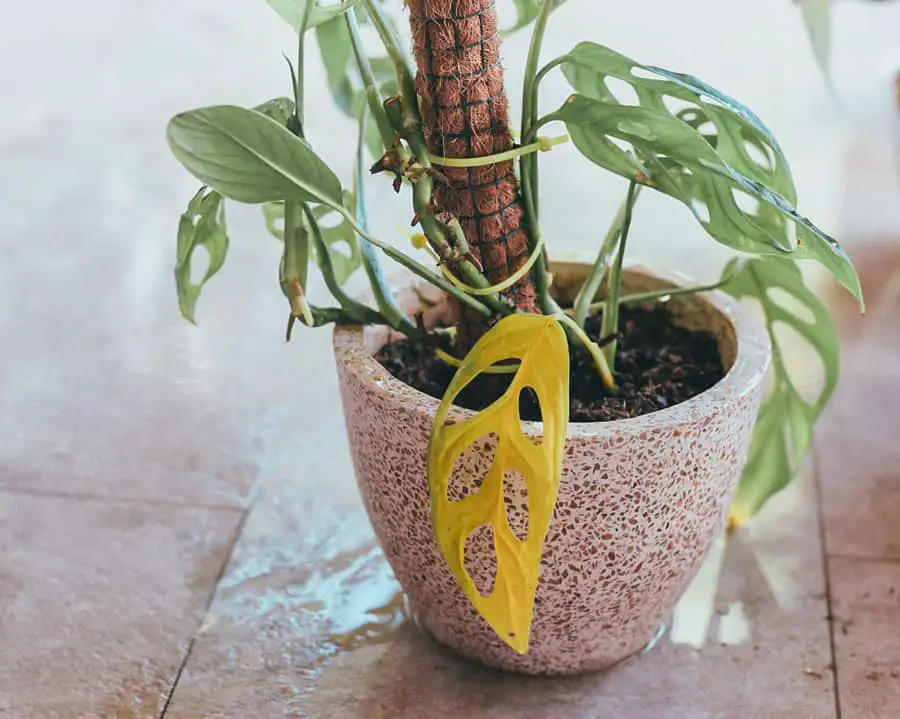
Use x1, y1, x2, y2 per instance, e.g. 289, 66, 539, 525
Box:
375, 305, 726, 422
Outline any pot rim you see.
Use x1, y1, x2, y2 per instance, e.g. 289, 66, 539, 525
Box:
334, 261, 771, 439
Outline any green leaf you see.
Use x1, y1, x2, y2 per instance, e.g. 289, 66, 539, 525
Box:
167, 105, 343, 207
316, 16, 355, 113
175, 187, 230, 324
267, 0, 362, 31
795, 0, 832, 76
551, 42, 862, 308
505, 0, 570, 34
253, 97, 296, 127
262, 193, 362, 285
311, 192, 363, 285
723, 257, 839, 522
314, 12, 398, 159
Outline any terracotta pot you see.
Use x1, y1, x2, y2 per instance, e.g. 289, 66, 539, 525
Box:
334, 263, 770, 675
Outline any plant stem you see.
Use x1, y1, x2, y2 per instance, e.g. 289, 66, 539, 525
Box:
520, 0, 556, 315
521, 0, 554, 217
345, 9, 396, 148
572, 184, 643, 328
582, 276, 738, 316
281, 200, 313, 326
301, 204, 366, 320
309, 305, 389, 328
281, 7, 312, 330
333, 206, 493, 318
600, 181, 639, 370
555, 313, 616, 390
295, 25, 305, 125
353, 105, 416, 335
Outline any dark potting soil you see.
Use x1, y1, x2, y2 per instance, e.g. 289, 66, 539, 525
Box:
375, 305, 726, 422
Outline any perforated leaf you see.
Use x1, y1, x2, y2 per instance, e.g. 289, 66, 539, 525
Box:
428, 314, 570, 654
549, 42, 862, 308
175, 187, 229, 324
722, 257, 840, 524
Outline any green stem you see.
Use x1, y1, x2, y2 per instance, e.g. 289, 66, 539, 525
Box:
295, 25, 305, 125
521, 0, 554, 217
521, 179, 562, 316
280, 8, 312, 330
572, 185, 643, 327
600, 181, 639, 369
332, 205, 493, 317
362, 0, 415, 82
520, 0, 557, 316
301, 204, 367, 321
594, 276, 737, 314
555, 313, 616, 390
346, 9, 396, 147
309, 304, 389, 328
353, 105, 416, 335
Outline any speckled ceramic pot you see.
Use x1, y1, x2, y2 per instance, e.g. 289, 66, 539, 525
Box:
334, 263, 770, 676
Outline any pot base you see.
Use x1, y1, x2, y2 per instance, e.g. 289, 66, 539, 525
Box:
417, 617, 670, 677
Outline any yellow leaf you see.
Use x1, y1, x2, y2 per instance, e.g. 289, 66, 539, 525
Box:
427, 314, 570, 654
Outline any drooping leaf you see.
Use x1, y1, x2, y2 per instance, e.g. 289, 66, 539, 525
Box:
722, 257, 840, 524
175, 187, 230, 324
262, 193, 362, 285
267, 0, 362, 31
549, 42, 863, 308
167, 105, 343, 207
428, 314, 570, 654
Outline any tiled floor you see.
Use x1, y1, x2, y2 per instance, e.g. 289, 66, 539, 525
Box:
2, 1, 900, 717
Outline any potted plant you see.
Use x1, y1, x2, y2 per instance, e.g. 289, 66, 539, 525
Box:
166, 0, 864, 675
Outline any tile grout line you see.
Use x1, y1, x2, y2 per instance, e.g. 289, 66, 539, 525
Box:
828, 553, 900, 565
812, 446, 842, 719
0, 485, 249, 513
159, 505, 252, 718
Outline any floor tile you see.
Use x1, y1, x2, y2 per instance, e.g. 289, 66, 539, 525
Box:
829, 557, 900, 718
166, 459, 834, 719
818, 241, 900, 560
0, 492, 241, 718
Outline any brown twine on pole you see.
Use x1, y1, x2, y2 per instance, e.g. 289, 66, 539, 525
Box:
406, 0, 540, 338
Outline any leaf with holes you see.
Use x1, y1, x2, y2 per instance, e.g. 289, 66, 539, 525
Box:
722, 257, 839, 524
168, 105, 343, 208
428, 314, 570, 654
175, 187, 229, 324
262, 193, 362, 285
548, 42, 862, 308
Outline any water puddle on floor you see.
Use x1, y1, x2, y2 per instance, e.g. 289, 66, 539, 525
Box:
213, 504, 412, 669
